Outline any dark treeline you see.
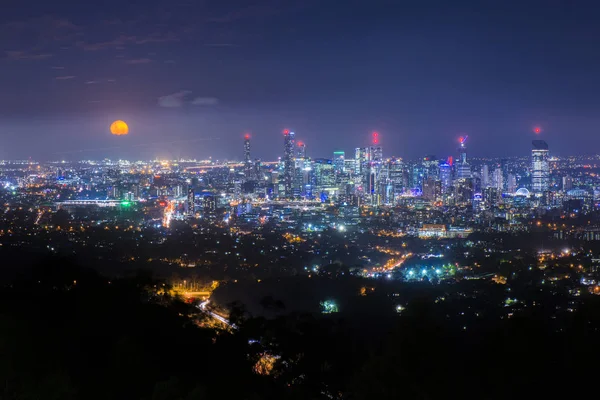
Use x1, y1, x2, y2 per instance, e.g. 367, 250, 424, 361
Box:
1, 255, 600, 399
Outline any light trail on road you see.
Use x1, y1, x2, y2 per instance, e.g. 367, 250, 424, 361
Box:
198, 299, 237, 329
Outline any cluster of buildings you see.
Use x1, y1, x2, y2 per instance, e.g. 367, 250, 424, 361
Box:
239, 130, 573, 209
1, 129, 598, 236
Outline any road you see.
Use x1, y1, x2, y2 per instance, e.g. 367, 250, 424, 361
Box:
198, 299, 237, 329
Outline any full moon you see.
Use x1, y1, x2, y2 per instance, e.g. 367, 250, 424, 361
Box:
110, 120, 129, 136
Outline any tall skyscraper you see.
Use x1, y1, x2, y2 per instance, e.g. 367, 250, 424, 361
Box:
333, 151, 345, 173
507, 173, 517, 193
244, 134, 251, 164
481, 165, 490, 188
531, 140, 549, 193
283, 130, 295, 197
243, 134, 253, 180
455, 136, 471, 179
187, 186, 195, 217
492, 168, 503, 192
440, 162, 452, 194
355, 147, 368, 175
297, 141, 306, 159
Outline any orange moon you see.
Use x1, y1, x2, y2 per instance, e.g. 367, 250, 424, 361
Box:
110, 120, 129, 136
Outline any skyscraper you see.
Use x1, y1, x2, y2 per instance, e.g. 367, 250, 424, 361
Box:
492, 168, 503, 192
187, 186, 195, 217
333, 151, 345, 173
481, 165, 490, 188
283, 130, 295, 197
531, 140, 549, 193
243, 134, 253, 180
455, 136, 471, 179
507, 173, 517, 194
355, 147, 368, 175
440, 162, 452, 194
244, 134, 251, 164
297, 141, 306, 159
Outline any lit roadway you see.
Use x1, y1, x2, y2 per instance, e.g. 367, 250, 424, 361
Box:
198, 299, 237, 329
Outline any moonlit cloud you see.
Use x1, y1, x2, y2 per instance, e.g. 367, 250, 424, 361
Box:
158, 91, 191, 108
55, 75, 76, 80
192, 97, 219, 106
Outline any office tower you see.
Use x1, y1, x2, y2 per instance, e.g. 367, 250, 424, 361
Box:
531, 140, 549, 193
481, 165, 490, 188
411, 163, 425, 190
388, 159, 405, 197
297, 141, 306, 159
354, 147, 367, 175
344, 159, 356, 175
333, 151, 345, 173
563, 175, 573, 191
439, 162, 452, 194
244, 134, 251, 164
455, 136, 471, 179
422, 177, 440, 201
368, 146, 383, 162
492, 168, 503, 192
422, 155, 439, 180
187, 186, 195, 216
293, 157, 310, 197
283, 130, 295, 197
507, 174, 517, 194
312, 158, 335, 201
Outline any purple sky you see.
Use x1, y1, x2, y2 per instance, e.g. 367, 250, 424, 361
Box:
2, 0, 600, 160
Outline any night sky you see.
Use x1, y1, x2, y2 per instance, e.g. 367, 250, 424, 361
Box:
2, 0, 600, 161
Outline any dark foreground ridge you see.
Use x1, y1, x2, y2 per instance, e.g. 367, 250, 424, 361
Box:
2, 254, 600, 399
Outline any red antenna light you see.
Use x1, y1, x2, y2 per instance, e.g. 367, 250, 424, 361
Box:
372, 131, 379, 145
283, 129, 290, 135
297, 141, 304, 146
533, 126, 542, 134
244, 133, 250, 140
448, 156, 454, 166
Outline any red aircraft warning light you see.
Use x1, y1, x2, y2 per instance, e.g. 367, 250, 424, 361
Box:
372, 131, 380, 145
534, 127, 542, 134
297, 141, 304, 146
244, 133, 250, 140
283, 129, 290, 135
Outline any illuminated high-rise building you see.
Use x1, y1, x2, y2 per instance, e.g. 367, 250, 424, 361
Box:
422, 155, 439, 180
283, 130, 295, 197
507, 173, 517, 194
439, 162, 452, 194
312, 158, 335, 201
243, 134, 253, 180
297, 141, 306, 159
481, 165, 490, 188
531, 140, 549, 193
355, 147, 368, 175
492, 168, 503, 192
186, 186, 195, 216
244, 134, 251, 164
333, 151, 345, 173
455, 136, 471, 179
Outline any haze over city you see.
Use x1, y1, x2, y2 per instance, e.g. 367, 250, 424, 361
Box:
3, 0, 600, 160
